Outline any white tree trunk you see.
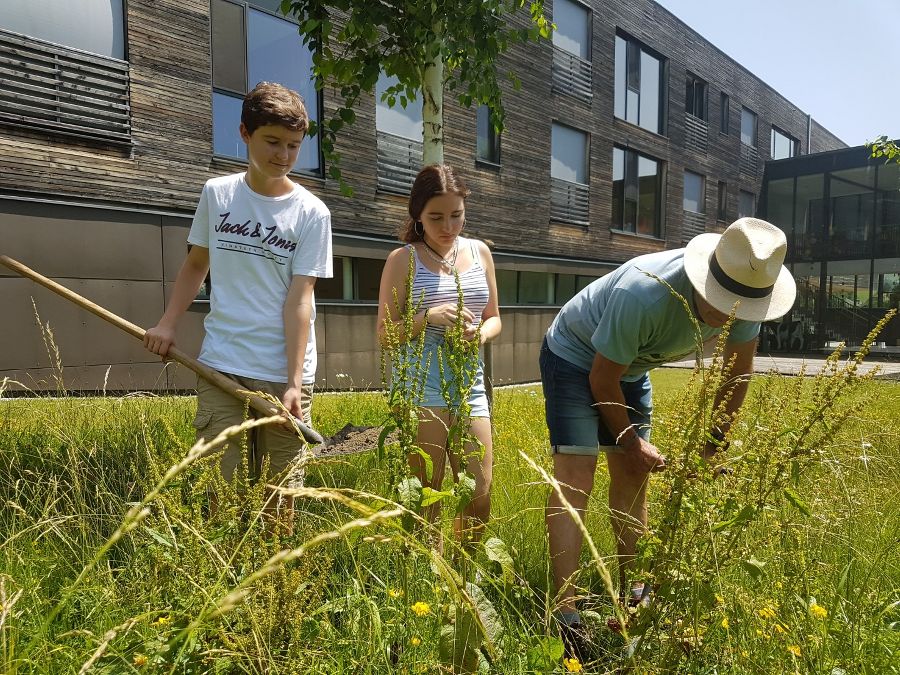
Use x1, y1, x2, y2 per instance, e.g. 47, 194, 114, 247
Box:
422, 41, 444, 166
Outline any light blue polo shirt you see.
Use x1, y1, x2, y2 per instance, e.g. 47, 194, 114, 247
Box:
546, 249, 760, 380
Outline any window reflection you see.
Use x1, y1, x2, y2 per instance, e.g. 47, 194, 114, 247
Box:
613, 146, 662, 236
551, 123, 589, 184
614, 34, 664, 134
211, 1, 320, 172
476, 105, 500, 164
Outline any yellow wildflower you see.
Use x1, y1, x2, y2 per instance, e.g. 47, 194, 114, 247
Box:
721, 617, 730, 630
741, 650, 749, 658
787, 644, 801, 657
757, 606, 776, 620
809, 603, 828, 619
715, 593, 725, 605
410, 601, 431, 617
410, 636, 421, 646
563, 656, 583, 672
133, 654, 148, 667
152, 615, 171, 627
387, 588, 403, 599
774, 623, 786, 634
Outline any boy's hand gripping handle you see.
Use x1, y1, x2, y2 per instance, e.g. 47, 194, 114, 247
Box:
0, 255, 323, 444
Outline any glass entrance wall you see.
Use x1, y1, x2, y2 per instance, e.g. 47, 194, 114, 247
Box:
762, 147, 900, 353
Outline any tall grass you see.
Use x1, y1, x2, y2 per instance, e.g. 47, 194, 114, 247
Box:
1, 331, 898, 672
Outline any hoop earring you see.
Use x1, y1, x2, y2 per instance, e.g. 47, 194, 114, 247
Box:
414, 221, 424, 236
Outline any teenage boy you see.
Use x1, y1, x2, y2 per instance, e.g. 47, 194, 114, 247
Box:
144, 82, 332, 519
541, 219, 796, 657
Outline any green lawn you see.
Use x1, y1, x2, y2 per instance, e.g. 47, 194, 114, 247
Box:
1, 366, 898, 673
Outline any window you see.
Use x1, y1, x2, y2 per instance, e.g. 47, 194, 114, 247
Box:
612, 147, 663, 237
614, 33, 664, 134
496, 269, 518, 304
374, 72, 423, 193
719, 92, 730, 134
740, 106, 757, 147
476, 105, 500, 165
211, 0, 320, 172
375, 72, 423, 139
683, 170, 705, 213
551, 123, 589, 184
553, 0, 591, 59
354, 258, 386, 301
876, 272, 900, 309
685, 74, 707, 120
717, 181, 727, 221
738, 190, 755, 218
2, 0, 125, 59
1, 1, 129, 143
771, 126, 798, 159
550, 122, 590, 223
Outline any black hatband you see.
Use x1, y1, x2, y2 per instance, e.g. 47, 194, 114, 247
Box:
709, 253, 774, 299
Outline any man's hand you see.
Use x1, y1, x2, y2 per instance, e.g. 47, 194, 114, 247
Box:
144, 324, 177, 358
618, 432, 667, 473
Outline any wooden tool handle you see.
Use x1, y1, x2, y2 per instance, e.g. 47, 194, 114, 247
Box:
0, 255, 322, 443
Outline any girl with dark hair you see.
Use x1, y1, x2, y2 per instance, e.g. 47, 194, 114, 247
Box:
377, 164, 502, 547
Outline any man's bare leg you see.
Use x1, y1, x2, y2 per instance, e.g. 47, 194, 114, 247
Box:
546, 453, 598, 614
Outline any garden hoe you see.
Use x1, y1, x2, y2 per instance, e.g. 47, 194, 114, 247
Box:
0, 254, 325, 445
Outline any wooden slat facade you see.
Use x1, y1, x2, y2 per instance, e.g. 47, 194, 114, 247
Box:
0, 0, 850, 392
0, 28, 131, 143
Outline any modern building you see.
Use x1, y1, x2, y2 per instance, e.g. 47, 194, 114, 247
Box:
761, 145, 900, 353
0, 0, 847, 392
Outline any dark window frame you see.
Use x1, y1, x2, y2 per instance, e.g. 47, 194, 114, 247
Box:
209, 0, 324, 177
771, 125, 799, 160
685, 73, 707, 121
717, 180, 727, 222
739, 189, 756, 218
719, 92, 730, 135
683, 169, 706, 214
740, 106, 758, 148
475, 104, 501, 167
612, 145, 664, 238
552, 0, 593, 60
614, 30, 667, 136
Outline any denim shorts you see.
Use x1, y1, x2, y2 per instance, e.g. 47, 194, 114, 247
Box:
539, 338, 652, 455
395, 334, 490, 418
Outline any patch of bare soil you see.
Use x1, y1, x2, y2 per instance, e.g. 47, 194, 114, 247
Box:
312, 423, 398, 457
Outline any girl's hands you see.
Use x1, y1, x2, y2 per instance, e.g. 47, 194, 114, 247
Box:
426, 303, 475, 328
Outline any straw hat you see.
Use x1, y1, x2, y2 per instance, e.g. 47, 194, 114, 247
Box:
684, 217, 796, 322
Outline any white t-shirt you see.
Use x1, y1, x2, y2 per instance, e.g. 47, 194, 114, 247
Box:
188, 173, 332, 382
304, 304, 317, 385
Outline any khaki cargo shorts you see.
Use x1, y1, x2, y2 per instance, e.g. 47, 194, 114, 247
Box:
193, 374, 314, 482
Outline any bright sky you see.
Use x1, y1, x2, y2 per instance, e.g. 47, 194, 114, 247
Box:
653, 0, 900, 148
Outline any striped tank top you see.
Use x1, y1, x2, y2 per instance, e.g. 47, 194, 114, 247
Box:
409, 237, 491, 339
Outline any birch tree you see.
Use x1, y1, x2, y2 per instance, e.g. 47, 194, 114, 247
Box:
281, 0, 550, 190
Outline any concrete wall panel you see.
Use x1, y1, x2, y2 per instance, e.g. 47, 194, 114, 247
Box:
1, 278, 164, 370
0, 202, 163, 281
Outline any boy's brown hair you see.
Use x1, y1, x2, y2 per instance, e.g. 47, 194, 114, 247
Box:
241, 82, 309, 136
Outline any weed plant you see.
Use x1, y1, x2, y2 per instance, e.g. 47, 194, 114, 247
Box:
0, 304, 897, 672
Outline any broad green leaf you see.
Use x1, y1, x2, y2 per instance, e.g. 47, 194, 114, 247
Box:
712, 504, 756, 532
455, 471, 476, 515
143, 526, 174, 548
526, 636, 563, 672
483, 537, 514, 585
421, 486, 453, 508
783, 487, 812, 516
397, 476, 422, 511
740, 556, 767, 581
376, 422, 396, 464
